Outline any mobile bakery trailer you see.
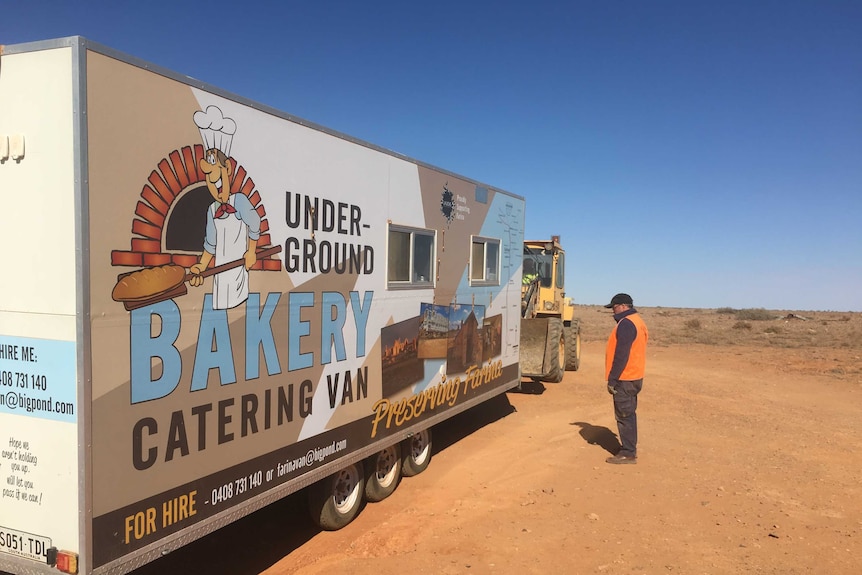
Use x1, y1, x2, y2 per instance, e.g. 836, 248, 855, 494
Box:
0, 37, 527, 575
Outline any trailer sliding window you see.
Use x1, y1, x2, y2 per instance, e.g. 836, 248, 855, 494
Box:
470, 236, 501, 286
387, 224, 435, 288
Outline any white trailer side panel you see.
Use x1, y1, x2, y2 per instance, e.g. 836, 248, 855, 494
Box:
0, 45, 82, 572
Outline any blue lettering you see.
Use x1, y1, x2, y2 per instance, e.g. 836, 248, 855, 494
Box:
130, 301, 182, 403
288, 292, 313, 371
350, 291, 373, 358
129, 291, 374, 403
321, 292, 347, 365
246, 293, 282, 379
191, 294, 237, 390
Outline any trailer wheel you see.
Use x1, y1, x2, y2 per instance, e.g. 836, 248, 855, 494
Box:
364, 443, 402, 502
401, 429, 432, 477
543, 317, 564, 383
307, 462, 365, 530
564, 320, 581, 372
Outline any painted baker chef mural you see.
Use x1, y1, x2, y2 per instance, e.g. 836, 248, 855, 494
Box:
189, 106, 261, 309
110, 105, 279, 311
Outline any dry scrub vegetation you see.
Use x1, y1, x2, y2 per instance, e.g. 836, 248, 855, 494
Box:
576, 304, 862, 380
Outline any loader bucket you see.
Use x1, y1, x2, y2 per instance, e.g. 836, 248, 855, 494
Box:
519, 317, 564, 382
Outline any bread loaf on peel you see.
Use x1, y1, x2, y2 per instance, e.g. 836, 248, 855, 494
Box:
112, 264, 185, 301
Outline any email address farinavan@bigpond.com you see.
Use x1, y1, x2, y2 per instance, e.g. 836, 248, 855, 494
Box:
277, 439, 348, 477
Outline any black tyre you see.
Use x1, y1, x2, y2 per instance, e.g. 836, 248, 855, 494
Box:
364, 443, 402, 502
543, 317, 564, 383
401, 429, 432, 477
564, 320, 581, 371
307, 462, 365, 530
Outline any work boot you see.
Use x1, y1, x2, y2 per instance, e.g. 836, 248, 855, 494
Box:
605, 454, 637, 465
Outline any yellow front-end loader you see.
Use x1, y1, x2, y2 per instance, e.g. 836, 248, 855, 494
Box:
520, 236, 581, 382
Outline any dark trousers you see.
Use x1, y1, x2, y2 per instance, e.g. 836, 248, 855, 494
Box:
612, 379, 643, 457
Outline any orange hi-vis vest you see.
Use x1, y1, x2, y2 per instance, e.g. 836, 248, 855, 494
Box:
605, 312, 649, 380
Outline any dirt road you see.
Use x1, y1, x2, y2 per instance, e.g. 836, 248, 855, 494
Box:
133, 334, 862, 575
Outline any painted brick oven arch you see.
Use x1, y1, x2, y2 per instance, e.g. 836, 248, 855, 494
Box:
110, 144, 281, 272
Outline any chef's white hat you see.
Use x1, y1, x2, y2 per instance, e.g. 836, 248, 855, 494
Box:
194, 105, 236, 157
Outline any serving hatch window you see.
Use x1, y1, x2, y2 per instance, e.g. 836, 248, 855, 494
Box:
388, 224, 435, 288
470, 236, 501, 285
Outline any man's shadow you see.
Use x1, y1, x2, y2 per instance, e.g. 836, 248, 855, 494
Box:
571, 422, 620, 455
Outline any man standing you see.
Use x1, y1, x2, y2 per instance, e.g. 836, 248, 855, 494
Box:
604, 293, 649, 464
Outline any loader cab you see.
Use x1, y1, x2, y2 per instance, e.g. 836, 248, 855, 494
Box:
522, 249, 558, 289
522, 237, 568, 318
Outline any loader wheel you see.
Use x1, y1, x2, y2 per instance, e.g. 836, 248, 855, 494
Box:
307, 462, 365, 530
564, 320, 581, 371
401, 429, 432, 477
543, 318, 564, 383
364, 443, 402, 502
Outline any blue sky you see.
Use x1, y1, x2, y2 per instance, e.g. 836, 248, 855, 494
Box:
3, 1, 860, 311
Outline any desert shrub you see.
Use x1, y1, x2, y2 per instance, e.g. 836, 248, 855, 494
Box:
693, 332, 721, 345
840, 315, 851, 322
764, 326, 783, 334
684, 319, 702, 330
716, 307, 737, 315
842, 330, 862, 348
733, 321, 752, 330
736, 308, 775, 321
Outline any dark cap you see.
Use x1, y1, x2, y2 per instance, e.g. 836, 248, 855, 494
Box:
604, 293, 634, 308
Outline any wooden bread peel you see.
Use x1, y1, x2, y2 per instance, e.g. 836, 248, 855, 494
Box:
113, 245, 282, 310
